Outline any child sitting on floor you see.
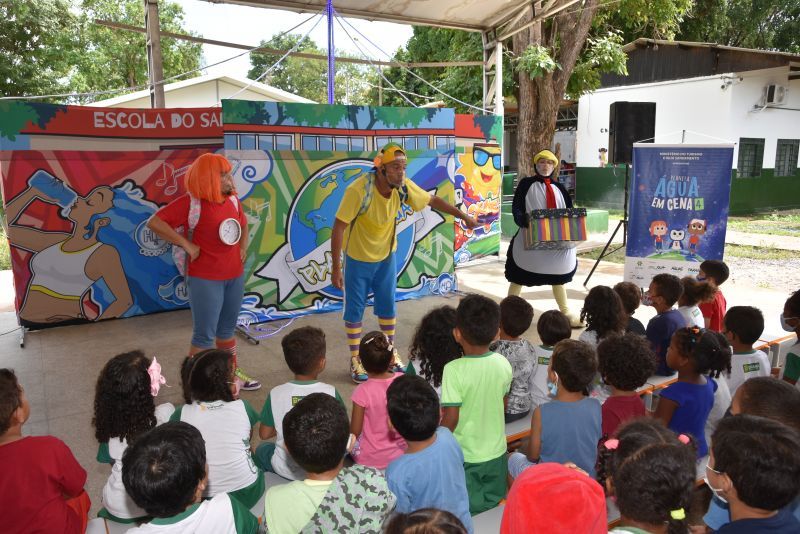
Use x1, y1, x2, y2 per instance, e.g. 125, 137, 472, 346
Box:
654, 327, 732, 458
350, 331, 406, 470
600, 418, 696, 534
0, 368, 91, 534
256, 326, 343, 480
578, 285, 628, 348
614, 281, 646, 336
723, 306, 770, 396
265, 393, 395, 533
779, 289, 800, 386
678, 276, 717, 328
529, 310, 572, 408
491, 295, 537, 423
406, 305, 462, 397
122, 421, 258, 534
645, 273, 687, 376
508, 339, 601, 479
174, 350, 263, 509
707, 415, 800, 533
385, 509, 468, 534
698, 259, 729, 332
441, 293, 512, 515
93, 350, 175, 523
597, 333, 656, 439
386, 375, 472, 532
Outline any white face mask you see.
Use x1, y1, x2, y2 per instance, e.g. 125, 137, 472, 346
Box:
780, 313, 798, 332
704, 465, 728, 504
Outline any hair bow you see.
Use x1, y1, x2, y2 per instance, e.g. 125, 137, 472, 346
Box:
148, 357, 167, 397
670, 508, 686, 520
677, 434, 690, 445
604, 439, 620, 450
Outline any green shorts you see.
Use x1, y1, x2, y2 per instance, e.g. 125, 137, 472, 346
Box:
464, 453, 508, 515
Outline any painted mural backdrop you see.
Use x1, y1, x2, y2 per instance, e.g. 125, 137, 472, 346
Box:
453, 114, 504, 265
222, 100, 457, 324
624, 144, 734, 287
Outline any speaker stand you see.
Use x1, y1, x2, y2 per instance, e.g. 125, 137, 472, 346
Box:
583, 163, 630, 287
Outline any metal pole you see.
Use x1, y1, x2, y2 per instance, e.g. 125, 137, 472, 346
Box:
326, 0, 335, 104
494, 40, 503, 116
144, 0, 165, 108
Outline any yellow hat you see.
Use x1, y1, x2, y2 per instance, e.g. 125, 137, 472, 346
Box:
374, 142, 407, 167
533, 150, 558, 165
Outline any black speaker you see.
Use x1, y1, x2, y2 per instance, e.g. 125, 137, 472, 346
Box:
608, 102, 656, 165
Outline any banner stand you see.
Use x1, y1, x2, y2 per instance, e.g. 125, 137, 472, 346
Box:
583, 163, 630, 287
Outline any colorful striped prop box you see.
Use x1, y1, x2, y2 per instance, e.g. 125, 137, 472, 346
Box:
524, 208, 588, 250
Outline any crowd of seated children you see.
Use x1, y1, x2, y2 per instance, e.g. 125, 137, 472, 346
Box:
645, 273, 688, 376
530, 310, 572, 409
614, 281, 647, 336
578, 285, 628, 348
508, 339, 601, 479
678, 276, 717, 328
780, 289, 800, 386
406, 305, 462, 397
255, 326, 343, 481
723, 306, 771, 396
698, 260, 729, 331
490, 295, 537, 423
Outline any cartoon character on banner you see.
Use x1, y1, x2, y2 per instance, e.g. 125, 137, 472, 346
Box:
649, 220, 668, 252
454, 143, 501, 253
687, 219, 706, 256
670, 229, 685, 251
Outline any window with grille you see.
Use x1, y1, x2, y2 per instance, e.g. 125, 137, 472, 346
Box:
737, 138, 765, 177
775, 139, 799, 177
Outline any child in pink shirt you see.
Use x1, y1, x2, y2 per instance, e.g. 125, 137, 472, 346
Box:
350, 332, 406, 469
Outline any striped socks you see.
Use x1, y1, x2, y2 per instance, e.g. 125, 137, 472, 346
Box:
216, 338, 238, 370
378, 316, 396, 345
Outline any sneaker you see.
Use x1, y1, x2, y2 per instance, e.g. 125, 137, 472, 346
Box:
235, 368, 262, 391
350, 357, 368, 384
390, 348, 405, 373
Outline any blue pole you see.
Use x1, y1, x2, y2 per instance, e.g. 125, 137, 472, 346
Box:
326, 0, 335, 104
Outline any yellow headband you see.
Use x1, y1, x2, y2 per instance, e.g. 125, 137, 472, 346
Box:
373, 143, 407, 167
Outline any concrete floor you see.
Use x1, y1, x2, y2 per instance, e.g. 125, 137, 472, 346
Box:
0, 252, 792, 518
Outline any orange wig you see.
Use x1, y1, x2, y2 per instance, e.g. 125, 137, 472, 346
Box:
185, 153, 233, 203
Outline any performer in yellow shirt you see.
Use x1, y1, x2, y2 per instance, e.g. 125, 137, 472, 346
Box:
331, 143, 478, 382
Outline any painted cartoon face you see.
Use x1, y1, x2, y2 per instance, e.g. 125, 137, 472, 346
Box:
670, 229, 686, 241
68, 186, 114, 224
688, 219, 707, 235
458, 144, 501, 200
650, 221, 668, 236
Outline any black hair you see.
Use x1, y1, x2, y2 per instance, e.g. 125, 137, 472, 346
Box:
597, 333, 656, 392
536, 310, 572, 347
282, 326, 326, 375
736, 377, 800, 432
93, 350, 157, 444
598, 418, 696, 534
0, 369, 22, 435
723, 306, 764, 345
700, 259, 729, 285
180, 350, 234, 405
551, 339, 597, 393
672, 328, 732, 378
786, 290, 800, 317
359, 331, 394, 374
455, 293, 500, 346
679, 276, 717, 307
712, 414, 800, 511
387, 375, 439, 442
383, 508, 468, 534
580, 286, 627, 339
122, 421, 207, 518
283, 393, 349, 474
651, 274, 683, 307
613, 282, 642, 315
499, 295, 534, 338
409, 306, 462, 388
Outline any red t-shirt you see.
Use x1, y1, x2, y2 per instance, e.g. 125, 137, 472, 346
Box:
156, 194, 246, 280
0, 436, 87, 534
601, 395, 646, 439
699, 290, 727, 332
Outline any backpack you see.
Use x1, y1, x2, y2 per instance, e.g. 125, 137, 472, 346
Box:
172, 195, 239, 277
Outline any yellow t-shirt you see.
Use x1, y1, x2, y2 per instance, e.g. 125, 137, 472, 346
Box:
335, 173, 432, 263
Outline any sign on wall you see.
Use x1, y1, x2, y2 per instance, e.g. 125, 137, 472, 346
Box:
624, 144, 734, 287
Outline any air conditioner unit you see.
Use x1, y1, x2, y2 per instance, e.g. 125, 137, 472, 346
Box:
764, 84, 787, 105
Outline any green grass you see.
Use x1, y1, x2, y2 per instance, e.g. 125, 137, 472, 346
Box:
578, 242, 796, 264
728, 212, 800, 237
0, 229, 9, 271
578, 245, 626, 264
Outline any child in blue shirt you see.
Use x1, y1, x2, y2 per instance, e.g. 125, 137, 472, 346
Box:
645, 273, 687, 375
386, 375, 472, 532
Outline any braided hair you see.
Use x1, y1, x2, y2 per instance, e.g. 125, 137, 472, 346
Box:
672, 327, 732, 378
180, 350, 234, 404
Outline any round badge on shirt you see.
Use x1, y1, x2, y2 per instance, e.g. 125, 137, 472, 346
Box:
219, 218, 242, 245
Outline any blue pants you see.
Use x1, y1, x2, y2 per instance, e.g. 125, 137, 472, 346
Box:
187, 274, 244, 348
343, 254, 396, 323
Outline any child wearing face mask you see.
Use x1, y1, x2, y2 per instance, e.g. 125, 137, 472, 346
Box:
507, 340, 601, 480
780, 290, 800, 387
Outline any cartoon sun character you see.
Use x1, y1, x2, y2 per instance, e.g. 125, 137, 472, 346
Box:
649, 220, 668, 251
687, 219, 706, 255
669, 229, 686, 250
455, 143, 502, 236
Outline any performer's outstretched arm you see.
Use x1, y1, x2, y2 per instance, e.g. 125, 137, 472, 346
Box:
429, 195, 479, 229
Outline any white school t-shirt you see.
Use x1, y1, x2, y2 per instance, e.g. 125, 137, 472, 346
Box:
678, 305, 705, 328
173, 399, 259, 498
260, 380, 342, 480
530, 344, 555, 408
725, 349, 771, 397
126, 493, 257, 534
99, 403, 175, 519
704, 376, 732, 446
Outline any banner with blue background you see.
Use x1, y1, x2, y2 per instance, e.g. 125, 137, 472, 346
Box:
624, 144, 734, 287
